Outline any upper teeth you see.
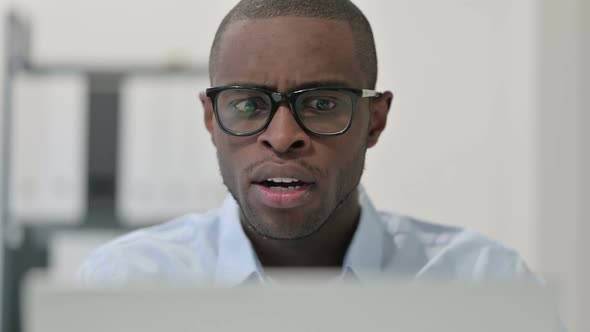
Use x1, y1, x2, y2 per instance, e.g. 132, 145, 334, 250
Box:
266, 178, 300, 183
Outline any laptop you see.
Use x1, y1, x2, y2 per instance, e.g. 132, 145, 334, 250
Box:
21, 271, 561, 332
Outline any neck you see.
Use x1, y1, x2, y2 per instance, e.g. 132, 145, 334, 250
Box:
242, 189, 361, 268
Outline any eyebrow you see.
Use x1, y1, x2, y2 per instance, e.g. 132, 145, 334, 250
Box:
224, 80, 354, 92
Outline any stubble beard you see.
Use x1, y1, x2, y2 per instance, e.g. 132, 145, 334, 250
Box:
216, 145, 367, 241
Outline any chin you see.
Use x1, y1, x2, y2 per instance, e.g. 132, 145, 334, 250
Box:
247, 211, 325, 240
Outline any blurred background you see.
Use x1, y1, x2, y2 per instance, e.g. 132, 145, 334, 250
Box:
0, 0, 587, 331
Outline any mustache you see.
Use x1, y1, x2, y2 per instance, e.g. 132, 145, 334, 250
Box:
243, 157, 328, 179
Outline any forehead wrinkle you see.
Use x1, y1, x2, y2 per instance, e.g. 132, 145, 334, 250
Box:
216, 55, 361, 90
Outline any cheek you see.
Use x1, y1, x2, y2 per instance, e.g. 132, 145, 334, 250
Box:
214, 134, 258, 180
354, 105, 371, 134
314, 135, 365, 172
337, 113, 370, 154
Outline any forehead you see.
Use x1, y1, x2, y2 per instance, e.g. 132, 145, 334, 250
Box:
213, 16, 365, 91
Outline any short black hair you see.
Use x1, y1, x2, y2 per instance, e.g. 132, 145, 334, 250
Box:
209, 0, 378, 88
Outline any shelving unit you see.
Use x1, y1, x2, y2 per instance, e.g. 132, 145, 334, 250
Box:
0, 11, 210, 332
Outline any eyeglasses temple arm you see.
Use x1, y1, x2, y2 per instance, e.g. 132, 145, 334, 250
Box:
361, 89, 381, 98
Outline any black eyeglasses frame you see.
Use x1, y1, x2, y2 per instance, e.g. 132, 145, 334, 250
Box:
205, 85, 382, 137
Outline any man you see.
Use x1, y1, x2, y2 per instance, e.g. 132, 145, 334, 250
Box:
78, 0, 535, 285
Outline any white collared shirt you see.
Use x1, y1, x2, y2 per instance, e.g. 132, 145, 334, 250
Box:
78, 187, 536, 285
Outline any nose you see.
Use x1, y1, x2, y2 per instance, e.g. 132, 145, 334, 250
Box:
257, 104, 311, 155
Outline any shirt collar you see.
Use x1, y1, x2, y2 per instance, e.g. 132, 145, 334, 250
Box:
341, 185, 387, 281
215, 185, 386, 286
214, 196, 262, 286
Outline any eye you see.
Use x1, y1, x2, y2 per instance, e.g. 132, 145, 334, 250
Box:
231, 98, 267, 114
306, 98, 336, 111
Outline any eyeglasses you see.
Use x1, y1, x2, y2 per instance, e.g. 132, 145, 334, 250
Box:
205, 85, 382, 137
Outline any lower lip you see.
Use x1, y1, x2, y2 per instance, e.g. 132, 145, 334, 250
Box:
252, 184, 313, 209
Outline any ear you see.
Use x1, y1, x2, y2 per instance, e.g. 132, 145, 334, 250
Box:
366, 91, 393, 148
199, 91, 216, 146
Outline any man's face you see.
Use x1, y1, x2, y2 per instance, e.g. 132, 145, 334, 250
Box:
202, 17, 390, 240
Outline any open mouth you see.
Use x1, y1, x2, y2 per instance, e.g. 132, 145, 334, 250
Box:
257, 178, 310, 191
252, 174, 315, 209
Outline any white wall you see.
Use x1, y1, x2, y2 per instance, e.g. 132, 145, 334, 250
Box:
15, 0, 236, 66
536, 0, 584, 330
578, 1, 588, 331
359, 0, 539, 271
3, 0, 587, 330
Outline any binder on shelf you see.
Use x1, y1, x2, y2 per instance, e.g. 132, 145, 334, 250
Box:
9, 73, 88, 225
118, 75, 227, 225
